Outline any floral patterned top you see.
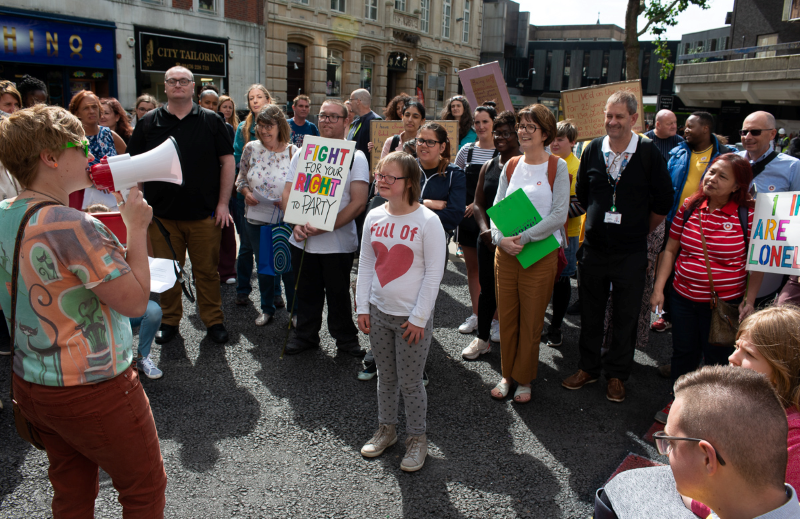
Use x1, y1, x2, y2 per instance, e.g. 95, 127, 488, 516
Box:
236, 141, 297, 210
88, 126, 117, 166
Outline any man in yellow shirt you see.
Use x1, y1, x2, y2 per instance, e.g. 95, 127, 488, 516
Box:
544, 120, 585, 347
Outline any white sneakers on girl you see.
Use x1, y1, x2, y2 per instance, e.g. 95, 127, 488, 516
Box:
462, 337, 491, 360
458, 314, 478, 334
360, 424, 397, 457
400, 434, 427, 472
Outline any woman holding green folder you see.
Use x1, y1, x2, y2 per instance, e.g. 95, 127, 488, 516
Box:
489, 104, 570, 404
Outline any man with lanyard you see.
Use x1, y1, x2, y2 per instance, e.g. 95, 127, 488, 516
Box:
562, 90, 673, 403
739, 111, 800, 305
281, 99, 369, 357
347, 89, 382, 172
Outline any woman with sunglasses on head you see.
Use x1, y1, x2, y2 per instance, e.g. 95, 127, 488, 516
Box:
461, 110, 520, 360
357, 152, 446, 472
236, 105, 297, 326
233, 85, 273, 306
0, 104, 166, 516
453, 105, 498, 336
489, 104, 569, 404
440, 95, 476, 152
68, 90, 126, 211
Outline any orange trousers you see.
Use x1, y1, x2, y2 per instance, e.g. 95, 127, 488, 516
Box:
495, 247, 558, 384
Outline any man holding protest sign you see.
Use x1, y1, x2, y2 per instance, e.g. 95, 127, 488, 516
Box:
281, 100, 369, 356
562, 90, 673, 403
739, 111, 800, 305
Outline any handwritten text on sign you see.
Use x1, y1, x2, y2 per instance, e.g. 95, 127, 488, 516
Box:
458, 62, 513, 115
746, 191, 800, 275
561, 80, 644, 142
283, 136, 356, 232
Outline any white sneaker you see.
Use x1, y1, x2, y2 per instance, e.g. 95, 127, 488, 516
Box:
291, 315, 297, 329
490, 319, 501, 343
462, 337, 491, 360
458, 314, 478, 334
137, 356, 163, 379
255, 313, 273, 326
225, 277, 236, 285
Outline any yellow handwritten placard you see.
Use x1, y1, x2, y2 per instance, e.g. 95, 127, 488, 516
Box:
369, 120, 461, 166
561, 80, 644, 142
468, 76, 507, 113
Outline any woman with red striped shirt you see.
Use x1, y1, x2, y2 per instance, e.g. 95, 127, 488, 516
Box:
651, 153, 764, 384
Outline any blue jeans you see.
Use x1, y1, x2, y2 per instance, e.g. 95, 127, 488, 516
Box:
130, 300, 162, 358
240, 219, 296, 315
561, 236, 579, 278
669, 285, 738, 384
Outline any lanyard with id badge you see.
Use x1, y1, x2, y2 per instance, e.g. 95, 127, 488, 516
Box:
604, 153, 626, 225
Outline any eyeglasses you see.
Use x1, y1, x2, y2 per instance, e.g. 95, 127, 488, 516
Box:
493, 131, 515, 139
739, 129, 775, 137
61, 139, 90, 158
165, 78, 192, 87
653, 431, 727, 466
375, 172, 408, 185
416, 138, 443, 147
516, 124, 539, 134
257, 123, 276, 131
318, 114, 344, 122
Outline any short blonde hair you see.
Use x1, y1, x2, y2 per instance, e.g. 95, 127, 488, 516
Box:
375, 151, 421, 205
738, 305, 800, 410
0, 105, 85, 187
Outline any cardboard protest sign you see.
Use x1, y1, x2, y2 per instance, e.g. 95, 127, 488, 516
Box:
369, 120, 460, 166
561, 80, 644, 142
746, 191, 800, 275
283, 136, 356, 232
458, 62, 514, 114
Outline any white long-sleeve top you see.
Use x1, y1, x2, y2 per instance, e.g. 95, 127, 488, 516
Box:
356, 204, 446, 327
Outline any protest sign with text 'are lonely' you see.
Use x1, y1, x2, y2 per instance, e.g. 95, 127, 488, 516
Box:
283, 136, 356, 232
746, 191, 800, 275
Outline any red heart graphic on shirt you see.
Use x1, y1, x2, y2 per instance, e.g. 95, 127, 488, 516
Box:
372, 242, 414, 287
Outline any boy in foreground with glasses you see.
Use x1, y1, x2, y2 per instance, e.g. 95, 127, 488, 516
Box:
597, 365, 799, 518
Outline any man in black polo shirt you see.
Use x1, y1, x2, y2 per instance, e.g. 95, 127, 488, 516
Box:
562, 90, 673, 403
644, 109, 684, 162
127, 66, 235, 344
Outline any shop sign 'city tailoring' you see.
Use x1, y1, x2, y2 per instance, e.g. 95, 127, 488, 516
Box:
139, 32, 227, 77
0, 15, 115, 69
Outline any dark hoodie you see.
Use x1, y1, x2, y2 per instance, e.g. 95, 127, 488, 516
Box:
417, 157, 466, 232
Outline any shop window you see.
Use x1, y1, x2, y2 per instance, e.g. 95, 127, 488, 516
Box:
327, 49, 343, 97
416, 63, 426, 104
395, 0, 406, 10
199, 0, 216, 12
436, 69, 447, 102
364, 0, 377, 19
361, 55, 374, 90
331, 0, 345, 12
420, 0, 430, 33
463, 1, 470, 43
442, 0, 451, 39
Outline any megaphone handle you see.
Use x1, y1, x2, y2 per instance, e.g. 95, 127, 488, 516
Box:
120, 188, 131, 202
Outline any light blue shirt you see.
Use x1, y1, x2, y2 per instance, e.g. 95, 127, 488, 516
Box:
739, 144, 800, 194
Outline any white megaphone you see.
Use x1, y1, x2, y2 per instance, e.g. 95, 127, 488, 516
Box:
90, 136, 183, 200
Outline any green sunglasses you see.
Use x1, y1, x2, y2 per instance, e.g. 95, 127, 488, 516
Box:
61, 139, 90, 157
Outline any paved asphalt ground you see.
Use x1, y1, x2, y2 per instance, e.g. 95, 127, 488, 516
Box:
0, 251, 675, 518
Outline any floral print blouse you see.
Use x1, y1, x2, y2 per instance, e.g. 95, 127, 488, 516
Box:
236, 140, 297, 219
88, 126, 117, 166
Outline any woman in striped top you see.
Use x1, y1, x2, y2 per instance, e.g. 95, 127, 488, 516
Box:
651, 153, 764, 384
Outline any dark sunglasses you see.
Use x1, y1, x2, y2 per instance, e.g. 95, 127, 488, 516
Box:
739, 129, 774, 137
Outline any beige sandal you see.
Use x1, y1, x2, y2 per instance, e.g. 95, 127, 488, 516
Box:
491, 380, 511, 400
513, 384, 532, 404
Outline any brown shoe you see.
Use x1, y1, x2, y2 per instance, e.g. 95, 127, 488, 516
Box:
562, 369, 599, 390
607, 378, 626, 402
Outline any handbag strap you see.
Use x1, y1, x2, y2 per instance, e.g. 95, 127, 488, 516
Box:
9, 201, 60, 400
151, 217, 196, 303
695, 210, 718, 308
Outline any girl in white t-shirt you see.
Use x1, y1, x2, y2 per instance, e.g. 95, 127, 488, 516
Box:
356, 151, 446, 472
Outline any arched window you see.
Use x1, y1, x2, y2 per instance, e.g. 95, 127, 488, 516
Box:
361, 55, 374, 90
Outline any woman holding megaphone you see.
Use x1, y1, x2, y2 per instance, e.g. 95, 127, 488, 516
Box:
0, 105, 166, 516
68, 90, 126, 211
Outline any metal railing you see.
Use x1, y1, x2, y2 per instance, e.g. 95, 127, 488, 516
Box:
677, 41, 800, 62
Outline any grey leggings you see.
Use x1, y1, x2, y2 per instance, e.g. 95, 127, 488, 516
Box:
369, 304, 433, 436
